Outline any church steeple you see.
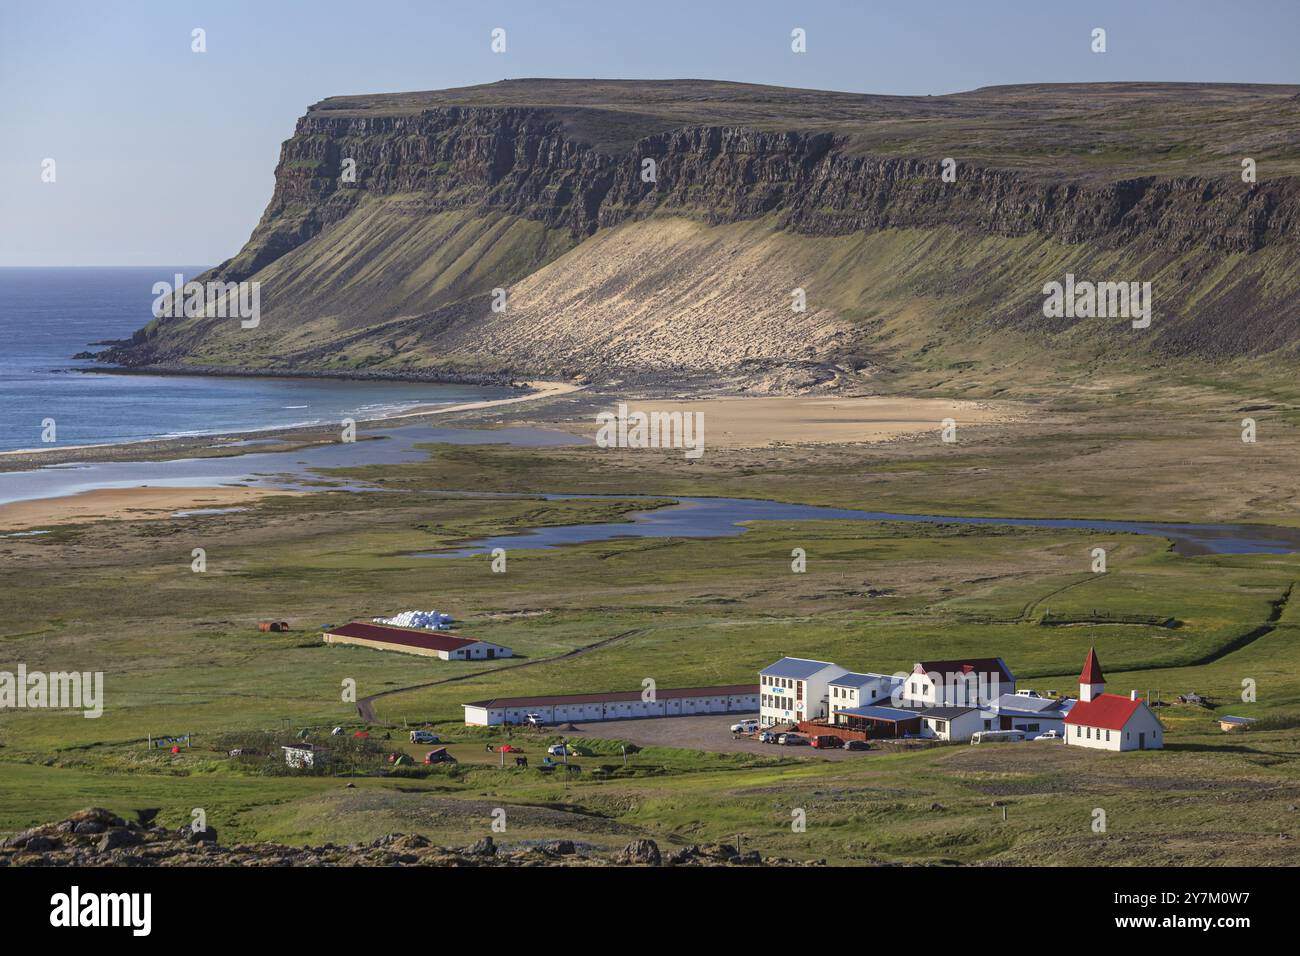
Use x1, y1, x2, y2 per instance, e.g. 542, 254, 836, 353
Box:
1079, 647, 1105, 702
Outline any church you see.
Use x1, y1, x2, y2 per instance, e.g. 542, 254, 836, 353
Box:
1064, 648, 1164, 751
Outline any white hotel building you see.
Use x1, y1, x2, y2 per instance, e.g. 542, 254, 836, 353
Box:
759, 658, 846, 728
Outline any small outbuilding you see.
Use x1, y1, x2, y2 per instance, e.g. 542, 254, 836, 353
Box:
1218, 715, 1254, 732
916, 705, 983, 742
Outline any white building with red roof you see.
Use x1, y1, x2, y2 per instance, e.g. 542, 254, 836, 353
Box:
1064, 648, 1164, 751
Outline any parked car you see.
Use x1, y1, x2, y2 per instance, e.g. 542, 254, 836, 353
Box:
758, 731, 779, 744
777, 733, 808, 746
810, 735, 843, 749
1032, 730, 1060, 740
547, 743, 571, 756
730, 719, 759, 734
409, 730, 439, 744
842, 739, 871, 751
423, 748, 456, 764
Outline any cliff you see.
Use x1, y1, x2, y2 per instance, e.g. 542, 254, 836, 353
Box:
103, 79, 1300, 391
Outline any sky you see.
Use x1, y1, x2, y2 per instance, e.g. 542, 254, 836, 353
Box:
2, 0, 1297, 266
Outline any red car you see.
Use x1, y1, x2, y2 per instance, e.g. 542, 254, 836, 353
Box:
810, 735, 843, 749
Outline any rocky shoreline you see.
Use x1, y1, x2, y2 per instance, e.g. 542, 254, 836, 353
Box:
2, 808, 814, 867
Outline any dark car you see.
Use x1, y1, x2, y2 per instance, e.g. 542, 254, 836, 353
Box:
842, 739, 871, 751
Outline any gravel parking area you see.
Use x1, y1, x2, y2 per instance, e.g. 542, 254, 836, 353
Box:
561, 713, 878, 760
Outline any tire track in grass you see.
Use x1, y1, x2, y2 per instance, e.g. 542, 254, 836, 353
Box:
356, 626, 653, 725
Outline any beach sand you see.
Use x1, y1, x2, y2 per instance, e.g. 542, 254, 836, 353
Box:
383, 379, 583, 420
0, 486, 301, 532
555, 395, 1020, 448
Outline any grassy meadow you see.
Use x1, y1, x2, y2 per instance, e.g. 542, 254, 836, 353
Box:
2, 390, 1299, 864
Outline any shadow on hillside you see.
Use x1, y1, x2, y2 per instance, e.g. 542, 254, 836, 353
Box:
1163, 742, 1262, 755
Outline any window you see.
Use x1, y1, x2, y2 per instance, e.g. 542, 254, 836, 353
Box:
1105, 730, 1111, 741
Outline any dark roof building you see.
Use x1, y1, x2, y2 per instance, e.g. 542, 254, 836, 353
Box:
916, 657, 1015, 686
323, 622, 513, 660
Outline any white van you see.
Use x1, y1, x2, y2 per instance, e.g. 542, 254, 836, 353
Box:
970, 730, 1026, 745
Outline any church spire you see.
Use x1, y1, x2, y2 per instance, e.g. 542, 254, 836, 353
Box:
1079, 647, 1105, 702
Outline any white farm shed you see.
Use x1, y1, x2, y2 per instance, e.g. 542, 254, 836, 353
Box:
463, 684, 759, 726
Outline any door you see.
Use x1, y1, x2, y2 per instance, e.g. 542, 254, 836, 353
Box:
1138, 732, 1145, 750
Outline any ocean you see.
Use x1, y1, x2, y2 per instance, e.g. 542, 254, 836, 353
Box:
0, 267, 515, 452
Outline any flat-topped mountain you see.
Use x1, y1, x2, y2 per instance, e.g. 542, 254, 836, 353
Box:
103, 79, 1300, 392
310, 78, 1300, 179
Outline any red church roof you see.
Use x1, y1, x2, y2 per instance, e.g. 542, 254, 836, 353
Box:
1064, 693, 1141, 731
1079, 647, 1105, 685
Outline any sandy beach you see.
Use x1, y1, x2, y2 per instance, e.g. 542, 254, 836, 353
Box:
552, 395, 1021, 448
383, 379, 583, 420
0, 485, 301, 532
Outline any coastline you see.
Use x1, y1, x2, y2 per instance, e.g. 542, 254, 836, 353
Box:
0, 485, 303, 532
0, 378, 583, 471
77, 362, 522, 387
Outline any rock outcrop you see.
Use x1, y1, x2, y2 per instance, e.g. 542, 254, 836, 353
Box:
1, 809, 808, 867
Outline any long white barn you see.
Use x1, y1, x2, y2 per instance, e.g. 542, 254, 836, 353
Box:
463, 684, 759, 726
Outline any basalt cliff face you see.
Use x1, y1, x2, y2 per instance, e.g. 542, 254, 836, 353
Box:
105, 79, 1300, 392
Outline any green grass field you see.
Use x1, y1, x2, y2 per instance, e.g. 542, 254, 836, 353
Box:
3, 394, 1299, 865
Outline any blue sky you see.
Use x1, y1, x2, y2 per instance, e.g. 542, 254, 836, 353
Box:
2, 0, 1297, 266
